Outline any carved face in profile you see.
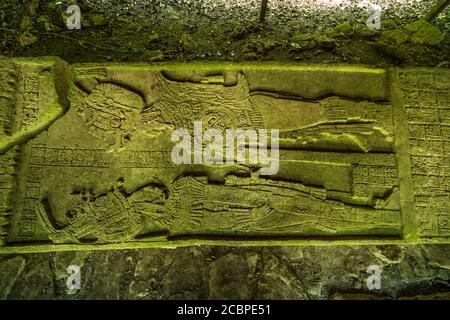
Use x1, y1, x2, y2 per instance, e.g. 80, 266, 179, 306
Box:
77, 83, 145, 150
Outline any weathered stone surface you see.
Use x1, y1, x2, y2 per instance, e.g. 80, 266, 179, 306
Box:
405, 20, 445, 45
0, 256, 26, 299
5, 257, 54, 299
0, 245, 449, 300
209, 252, 251, 299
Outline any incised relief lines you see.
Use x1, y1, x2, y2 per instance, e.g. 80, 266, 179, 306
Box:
0, 59, 448, 250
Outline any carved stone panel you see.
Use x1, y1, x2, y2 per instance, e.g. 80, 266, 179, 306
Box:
0, 59, 448, 250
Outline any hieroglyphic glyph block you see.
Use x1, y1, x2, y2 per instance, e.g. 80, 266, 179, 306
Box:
0, 57, 66, 246
399, 69, 450, 238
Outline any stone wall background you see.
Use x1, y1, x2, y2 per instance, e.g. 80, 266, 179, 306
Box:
1, 245, 449, 299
